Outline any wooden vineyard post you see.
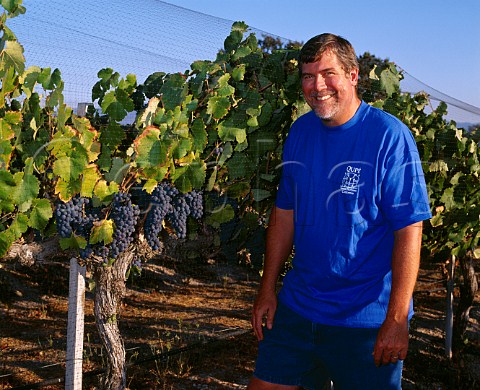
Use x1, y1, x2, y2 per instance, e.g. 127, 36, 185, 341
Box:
445, 255, 455, 359
65, 257, 86, 389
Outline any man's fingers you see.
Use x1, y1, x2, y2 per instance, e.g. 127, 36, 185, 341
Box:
251, 305, 276, 341
252, 307, 266, 341
251, 309, 263, 341
373, 347, 407, 366
265, 307, 276, 330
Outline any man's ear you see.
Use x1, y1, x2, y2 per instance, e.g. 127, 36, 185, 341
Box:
350, 67, 359, 87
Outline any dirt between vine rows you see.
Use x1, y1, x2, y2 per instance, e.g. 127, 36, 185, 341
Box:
0, 254, 479, 390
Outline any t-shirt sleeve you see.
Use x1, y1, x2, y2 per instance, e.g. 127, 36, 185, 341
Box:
380, 128, 432, 230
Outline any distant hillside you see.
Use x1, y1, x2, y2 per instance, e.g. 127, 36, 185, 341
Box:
457, 122, 480, 130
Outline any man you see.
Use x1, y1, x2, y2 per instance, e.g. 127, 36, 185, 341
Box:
247, 34, 431, 389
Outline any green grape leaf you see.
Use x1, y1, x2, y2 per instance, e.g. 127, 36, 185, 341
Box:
216, 74, 235, 97
205, 204, 235, 228
104, 158, 129, 184
1, 40, 25, 75
28, 198, 53, 231
252, 188, 272, 202
232, 45, 252, 61
206, 167, 217, 192
231, 21, 248, 32
160, 73, 187, 111
172, 160, 206, 192
171, 138, 192, 160
101, 90, 131, 122
1, 0, 22, 13
59, 234, 88, 250
13, 172, 39, 212
430, 212, 443, 227
134, 126, 170, 169
53, 153, 88, 181
19, 65, 41, 97
0, 229, 15, 257
232, 64, 246, 82
141, 166, 169, 182
55, 178, 81, 202
218, 142, 233, 166
100, 121, 125, 150
379, 66, 400, 97
226, 181, 251, 199
258, 102, 273, 127
137, 97, 160, 128
440, 187, 456, 211
0, 65, 16, 98
38, 68, 62, 90
207, 96, 231, 120
0, 169, 15, 202
8, 213, 29, 237
81, 164, 102, 197
217, 118, 246, 143
142, 179, 158, 194
429, 160, 449, 173
93, 180, 119, 204
90, 219, 114, 245
0, 139, 13, 167
190, 118, 208, 153
224, 30, 243, 53
226, 153, 256, 179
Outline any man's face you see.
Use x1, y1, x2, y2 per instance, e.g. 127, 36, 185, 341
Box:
301, 50, 359, 126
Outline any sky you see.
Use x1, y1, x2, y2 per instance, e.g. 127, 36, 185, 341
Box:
165, 0, 480, 111
8, 0, 480, 123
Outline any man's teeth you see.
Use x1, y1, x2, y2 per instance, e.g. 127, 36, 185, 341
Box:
315, 95, 332, 101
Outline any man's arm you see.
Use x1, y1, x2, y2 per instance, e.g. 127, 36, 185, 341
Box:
251, 206, 294, 341
373, 221, 423, 366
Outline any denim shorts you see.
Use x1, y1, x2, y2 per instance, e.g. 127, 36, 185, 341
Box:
253, 302, 403, 390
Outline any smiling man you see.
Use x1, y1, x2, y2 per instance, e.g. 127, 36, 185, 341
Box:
247, 34, 432, 390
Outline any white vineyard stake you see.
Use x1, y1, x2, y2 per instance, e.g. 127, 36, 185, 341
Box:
445, 255, 455, 359
65, 257, 86, 389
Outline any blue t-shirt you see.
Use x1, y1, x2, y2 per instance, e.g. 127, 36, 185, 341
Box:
275, 101, 432, 328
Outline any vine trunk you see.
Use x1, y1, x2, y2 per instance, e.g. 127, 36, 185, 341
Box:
93, 248, 134, 390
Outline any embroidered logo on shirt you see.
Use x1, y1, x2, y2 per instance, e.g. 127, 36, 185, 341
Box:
340, 166, 361, 195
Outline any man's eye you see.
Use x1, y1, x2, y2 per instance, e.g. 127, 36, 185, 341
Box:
302, 74, 313, 80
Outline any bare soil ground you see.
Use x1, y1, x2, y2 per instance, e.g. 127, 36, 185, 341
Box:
0, 255, 479, 390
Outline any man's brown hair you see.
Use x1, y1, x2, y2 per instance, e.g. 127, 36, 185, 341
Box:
299, 33, 359, 75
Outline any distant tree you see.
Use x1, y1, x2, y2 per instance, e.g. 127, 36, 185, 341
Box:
468, 124, 480, 143
258, 35, 302, 53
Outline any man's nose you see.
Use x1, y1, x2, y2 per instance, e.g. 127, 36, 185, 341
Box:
314, 75, 327, 90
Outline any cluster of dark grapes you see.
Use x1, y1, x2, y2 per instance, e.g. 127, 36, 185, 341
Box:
144, 183, 174, 250
55, 193, 140, 262
54, 197, 88, 238
54, 184, 204, 260
55, 197, 104, 259
109, 192, 140, 259
185, 190, 203, 219
168, 196, 190, 239
143, 182, 204, 246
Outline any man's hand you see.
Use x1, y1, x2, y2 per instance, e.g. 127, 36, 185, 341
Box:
251, 207, 294, 341
373, 317, 409, 366
251, 290, 277, 341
